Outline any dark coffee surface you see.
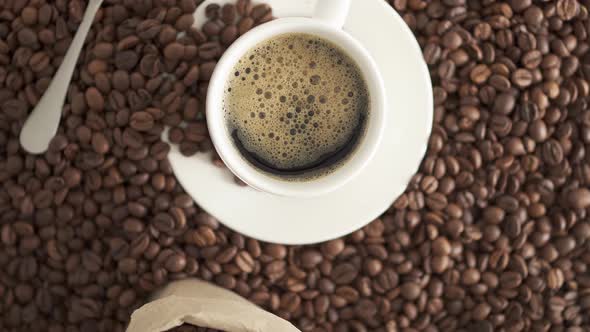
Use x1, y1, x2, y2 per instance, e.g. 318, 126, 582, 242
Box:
224, 33, 369, 179
1, 0, 590, 331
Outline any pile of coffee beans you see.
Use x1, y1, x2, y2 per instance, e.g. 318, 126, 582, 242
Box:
1, 0, 590, 331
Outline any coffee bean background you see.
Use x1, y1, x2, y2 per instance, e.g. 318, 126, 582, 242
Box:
1, 0, 590, 331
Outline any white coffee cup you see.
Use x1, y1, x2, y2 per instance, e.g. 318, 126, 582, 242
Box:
207, 0, 386, 197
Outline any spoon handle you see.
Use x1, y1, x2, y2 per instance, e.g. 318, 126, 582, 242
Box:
19, 0, 103, 154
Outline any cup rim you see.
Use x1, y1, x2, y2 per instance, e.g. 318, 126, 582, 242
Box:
206, 17, 387, 197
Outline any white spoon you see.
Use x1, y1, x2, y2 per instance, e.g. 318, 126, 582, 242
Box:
19, 0, 103, 154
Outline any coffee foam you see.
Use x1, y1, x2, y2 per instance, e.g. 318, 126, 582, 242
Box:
223, 33, 369, 179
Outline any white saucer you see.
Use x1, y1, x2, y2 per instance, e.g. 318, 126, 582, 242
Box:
167, 0, 433, 245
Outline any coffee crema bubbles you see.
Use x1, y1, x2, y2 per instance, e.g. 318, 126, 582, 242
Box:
223, 33, 370, 180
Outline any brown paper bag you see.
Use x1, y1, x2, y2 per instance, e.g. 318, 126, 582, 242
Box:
126, 279, 301, 332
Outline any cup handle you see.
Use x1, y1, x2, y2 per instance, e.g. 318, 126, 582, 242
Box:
312, 0, 351, 29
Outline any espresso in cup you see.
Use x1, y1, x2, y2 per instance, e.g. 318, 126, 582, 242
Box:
223, 33, 370, 181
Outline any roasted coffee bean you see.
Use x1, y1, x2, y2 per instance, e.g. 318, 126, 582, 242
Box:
165, 254, 187, 273
200, 61, 217, 81
202, 20, 223, 37
198, 42, 221, 60
21, 7, 38, 26
176, 14, 195, 32
250, 4, 272, 22
206, 4, 221, 19
72, 298, 101, 319
470, 64, 491, 84
92, 132, 110, 154
331, 263, 358, 284
237, 0, 253, 16
556, 0, 580, 21
238, 17, 255, 35
137, 19, 162, 40
130, 112, 155, 131
568, 188, 590, 209
93, 43, 114, 59
164, 42, 185, 61
115, 51, 139, 70
221, 4, 238, 25
235, 250, 255, 273
522, 50, 542, 69
221, 26, 238, 46
1, 0, 590, 331
500, 271, 523, 289
29, 52, 50, 73
85, 87, 104, 111
512, 68, 534, 87
542, 139, 564, 165
183, 66, 201, 86
117, 36, 141, 52
492, 93, 516, 115
139, 54, 161, 78
122, 128, 144, 148
158, 25, 178, 45
17, 28, 38, 47
400, 282, 421, 300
